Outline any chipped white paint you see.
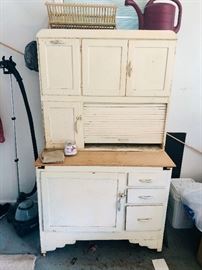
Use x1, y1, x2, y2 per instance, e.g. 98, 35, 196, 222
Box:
37, 29, 176, 149
37, 166, 171, 254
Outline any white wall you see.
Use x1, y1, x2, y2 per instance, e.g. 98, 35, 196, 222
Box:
0, 0, 47, 202
167, 0, 202, 181
0, 0, 201, 202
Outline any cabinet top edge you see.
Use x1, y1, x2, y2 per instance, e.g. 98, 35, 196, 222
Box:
35, 150, 176, 168
36, 29, 177, 40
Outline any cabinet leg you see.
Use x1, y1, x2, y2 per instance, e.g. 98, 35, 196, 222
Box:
41, 252, 46, 257
157, 239, 163, 252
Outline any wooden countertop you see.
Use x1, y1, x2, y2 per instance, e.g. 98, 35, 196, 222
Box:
35, 150, 175, 168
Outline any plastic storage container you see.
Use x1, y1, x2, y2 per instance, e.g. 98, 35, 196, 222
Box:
167, 178, 195, 229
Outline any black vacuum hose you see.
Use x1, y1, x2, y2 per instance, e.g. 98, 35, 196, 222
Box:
0, 56, 38, 198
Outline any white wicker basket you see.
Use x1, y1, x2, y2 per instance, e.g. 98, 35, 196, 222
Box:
46, 2, 117, 29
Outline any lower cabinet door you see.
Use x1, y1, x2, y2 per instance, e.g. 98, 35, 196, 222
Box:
40, 171, 126, 232
126, 206, 164, 231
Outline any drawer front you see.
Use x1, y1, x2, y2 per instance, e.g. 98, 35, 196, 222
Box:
84, 103, 166, 144
126, 206, 164, 231
128, 171, 167, 187
127, 189, 167, 204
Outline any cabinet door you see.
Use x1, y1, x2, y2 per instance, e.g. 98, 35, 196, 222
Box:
82, 39, 128, 96
43, 101, 84, 148
84, 103, 166, 144
126, 40, 175, 97
40, 171, 126, 232
39, 39, 81, 95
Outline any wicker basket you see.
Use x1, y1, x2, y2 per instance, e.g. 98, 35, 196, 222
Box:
46, 2, 117, 29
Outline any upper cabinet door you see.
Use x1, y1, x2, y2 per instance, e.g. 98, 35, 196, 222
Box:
39, 39, 81, 96
42, 101, 84, 149
126, 40, 176, 97
82, 39, 128, 96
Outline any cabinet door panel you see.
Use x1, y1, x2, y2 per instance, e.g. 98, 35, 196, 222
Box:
126, 40, 175, 96
43, 101, 83, 148
84, 103, 166, 144
40, 172, 126, 232
82, 39, 128, 96
39, 39, 81, 95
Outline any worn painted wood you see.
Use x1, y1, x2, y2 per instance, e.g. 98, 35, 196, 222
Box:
37, 29, 177, 40
37, 30, 177, 149
41, 172, 126, 232
42, 101, 84, 148
126, 40, 176, 97
35, 150, 175, 168
39, 39, 81, 96
127, 188, 167, 204
82, 39, 128, 96
126, 206, 164, 231
84, 103, 166, 144
36, 164, 172, 253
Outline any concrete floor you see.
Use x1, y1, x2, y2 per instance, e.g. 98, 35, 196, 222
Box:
0, 217, 201, 270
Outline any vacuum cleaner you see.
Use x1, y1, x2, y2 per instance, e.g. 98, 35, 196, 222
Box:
0, 56, 39, 236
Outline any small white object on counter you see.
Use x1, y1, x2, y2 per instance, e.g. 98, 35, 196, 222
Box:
64, 141, 77, 156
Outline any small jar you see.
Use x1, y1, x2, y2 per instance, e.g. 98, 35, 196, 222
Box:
64, 141, 77, 156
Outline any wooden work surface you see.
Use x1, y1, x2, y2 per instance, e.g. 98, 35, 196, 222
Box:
35, 150, 175, 168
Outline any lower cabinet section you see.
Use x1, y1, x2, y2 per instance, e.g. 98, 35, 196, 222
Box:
37, 167, 171, 254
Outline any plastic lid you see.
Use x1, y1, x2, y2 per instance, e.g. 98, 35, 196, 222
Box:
171, 178, 195, 200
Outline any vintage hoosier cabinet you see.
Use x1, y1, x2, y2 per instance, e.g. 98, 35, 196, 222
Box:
36, 29, 176, 255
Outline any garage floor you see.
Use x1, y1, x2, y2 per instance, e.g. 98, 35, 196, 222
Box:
0, 217, 201, 270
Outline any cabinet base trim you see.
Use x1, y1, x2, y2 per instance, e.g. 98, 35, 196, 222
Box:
40, 231, 164, 253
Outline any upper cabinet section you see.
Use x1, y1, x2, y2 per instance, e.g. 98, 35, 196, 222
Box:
38, 39, 81, 96
37, 30, 177, 97
82, 39, 128, 96
126, 40, 176, 96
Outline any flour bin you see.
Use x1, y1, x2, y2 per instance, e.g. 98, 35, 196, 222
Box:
167, 178, 195, 229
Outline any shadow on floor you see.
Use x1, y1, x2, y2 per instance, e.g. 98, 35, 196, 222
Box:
0, 218, 201, 270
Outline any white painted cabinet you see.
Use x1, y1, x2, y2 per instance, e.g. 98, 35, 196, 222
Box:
126, 40, 176, 97
36, 155, 173, 255
40, 171, 126, 232
37, 30, 176, 149
42, 101, 84, 148
39, 39, 81, 96
82, 39, 128, 96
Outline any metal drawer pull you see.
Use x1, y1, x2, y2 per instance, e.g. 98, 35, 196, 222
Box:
138, 195, 153, 200
126, 61, 133, 77
139, 179, 152, 183
137, 218, 152, 222
50, 40, 64, 45
117, 192, 126, 211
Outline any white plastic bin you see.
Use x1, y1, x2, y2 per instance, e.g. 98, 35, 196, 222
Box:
167, 178, 194, 229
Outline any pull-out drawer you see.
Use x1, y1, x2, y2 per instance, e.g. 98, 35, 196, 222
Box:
128, 171, 168, 187
127, 189, 167, 204
84, 103, 167, 145
126, 206, 164, 231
